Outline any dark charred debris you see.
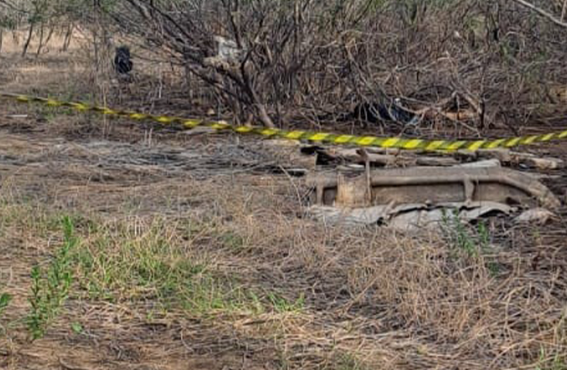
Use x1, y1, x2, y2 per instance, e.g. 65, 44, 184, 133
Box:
113, 45, 133, 80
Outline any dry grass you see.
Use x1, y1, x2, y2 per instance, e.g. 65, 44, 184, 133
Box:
1, 31, 567, 370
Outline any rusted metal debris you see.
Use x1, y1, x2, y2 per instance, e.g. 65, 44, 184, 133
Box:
307, 166, 560, 210
309, 145, 564, 170
304, 166, 561, 230
307, 201, 515, 231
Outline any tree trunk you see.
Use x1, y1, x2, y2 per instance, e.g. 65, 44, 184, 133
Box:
44, 26, 55, 46
257, 103, 275, 128
35, 23, 45, 57
22, 23, 35, 57
62, 23, 74, 51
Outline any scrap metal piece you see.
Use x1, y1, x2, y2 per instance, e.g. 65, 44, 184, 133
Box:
306, 166, 561, 210
515, 208, 557, 224
306, 201, 514, 231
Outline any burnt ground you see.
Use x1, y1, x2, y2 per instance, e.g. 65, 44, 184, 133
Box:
0, 33, 567, 370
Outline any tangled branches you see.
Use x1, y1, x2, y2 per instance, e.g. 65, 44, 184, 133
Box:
7, 0, 567, 133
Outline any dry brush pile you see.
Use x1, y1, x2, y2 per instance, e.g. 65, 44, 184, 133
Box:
3, 0, 567, 134
100, 0, 567, 135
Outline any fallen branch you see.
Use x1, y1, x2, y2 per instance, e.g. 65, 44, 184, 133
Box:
510, 0, 567, 28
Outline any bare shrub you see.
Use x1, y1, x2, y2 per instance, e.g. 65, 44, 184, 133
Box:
94, 0, 567, 134
3, 0, 567, 132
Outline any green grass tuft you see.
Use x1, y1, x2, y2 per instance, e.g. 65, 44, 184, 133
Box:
26, 216, 78, 340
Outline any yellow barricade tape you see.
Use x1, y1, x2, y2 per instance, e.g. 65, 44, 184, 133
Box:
2, 92, 567, 152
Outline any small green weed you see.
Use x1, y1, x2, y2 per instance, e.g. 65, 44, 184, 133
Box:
220, 231, 245, 252
333, 353, 368, 370
267, 292, 305, 314
441, 209, 500, 274
535, 347, 567, 370
27, 216, 78, 340
70, 322, 83, 334
441, 209, 489, 258
0, 292, 12, 317
0, 291, 12, 335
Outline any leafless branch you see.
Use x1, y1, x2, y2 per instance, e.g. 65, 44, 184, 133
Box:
509, 0, 567, 28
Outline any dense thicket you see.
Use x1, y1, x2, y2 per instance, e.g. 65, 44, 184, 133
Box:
3, 0, 567, 132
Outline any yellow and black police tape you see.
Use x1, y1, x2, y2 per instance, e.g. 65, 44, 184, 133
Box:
2, 91, 567, 152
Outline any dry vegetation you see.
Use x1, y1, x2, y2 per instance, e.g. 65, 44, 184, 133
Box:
1, 1, 567, 369
102, 0, 567, 134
